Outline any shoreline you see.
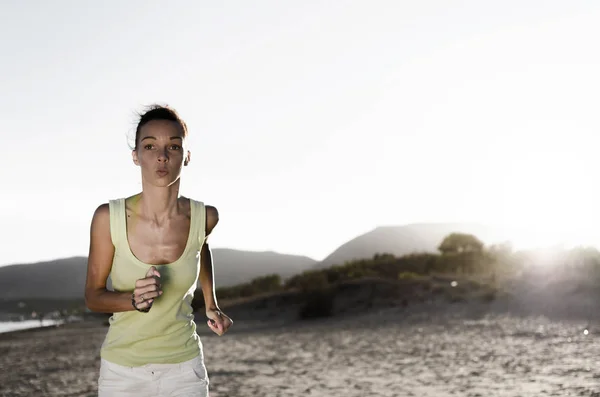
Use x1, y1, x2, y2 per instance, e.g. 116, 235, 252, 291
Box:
0, 319, 66, 335
3, 295, 598, 339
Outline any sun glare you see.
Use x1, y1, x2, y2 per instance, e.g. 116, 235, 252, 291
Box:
495, 141, 598, 252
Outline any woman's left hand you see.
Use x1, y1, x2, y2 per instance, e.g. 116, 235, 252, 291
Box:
206, 308, 233, 336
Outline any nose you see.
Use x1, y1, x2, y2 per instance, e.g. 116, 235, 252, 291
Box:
157, 148, 169, 163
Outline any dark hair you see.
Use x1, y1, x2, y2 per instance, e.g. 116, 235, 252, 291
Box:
133, 104, 188, 150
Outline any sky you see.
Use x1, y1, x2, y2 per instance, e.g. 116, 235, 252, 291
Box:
1, 0, 600, 266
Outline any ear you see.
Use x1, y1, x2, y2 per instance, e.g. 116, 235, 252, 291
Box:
132, 149, 140, 166
184, 150, 191, 166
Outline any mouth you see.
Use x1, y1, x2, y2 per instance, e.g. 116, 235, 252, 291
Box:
156, 169, 169, 177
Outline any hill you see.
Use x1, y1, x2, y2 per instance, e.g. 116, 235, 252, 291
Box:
317, 223, 507, 268
204, 245, 600, 324
0, 249, 317, 302
210, 249, 316, 287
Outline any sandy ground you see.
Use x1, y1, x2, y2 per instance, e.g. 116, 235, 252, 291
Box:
0, 303, 599, 397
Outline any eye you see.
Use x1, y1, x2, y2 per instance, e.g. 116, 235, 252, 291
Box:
144, 144, 154, 150
170, 145, 182, 150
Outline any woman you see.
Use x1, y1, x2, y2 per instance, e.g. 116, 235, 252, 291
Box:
84, 104, 232, 396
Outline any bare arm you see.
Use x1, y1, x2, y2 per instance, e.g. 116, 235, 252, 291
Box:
199, 205, 220, 312
199, 205, 232, 335
84, 204, 132, 312
84, 204, 160, 313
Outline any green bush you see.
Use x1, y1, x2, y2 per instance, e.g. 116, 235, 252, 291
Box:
397, 271, 422, 281
192, 274, 283, 310
191, 235, 600, 312
285, 270, 330, 291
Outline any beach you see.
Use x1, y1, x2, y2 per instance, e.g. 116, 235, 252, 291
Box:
0, 302, 598, 397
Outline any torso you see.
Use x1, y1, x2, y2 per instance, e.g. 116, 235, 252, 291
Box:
100, 196, 207, 366
124, 195, 192, 266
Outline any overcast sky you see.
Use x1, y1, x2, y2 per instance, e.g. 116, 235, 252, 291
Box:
1, 0, 599, 266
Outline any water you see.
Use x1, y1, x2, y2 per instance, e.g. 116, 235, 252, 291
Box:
0, 319, 63, 334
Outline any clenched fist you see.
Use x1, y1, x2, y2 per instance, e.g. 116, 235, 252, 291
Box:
132, 266, 162, 312
206, 308, 233, 336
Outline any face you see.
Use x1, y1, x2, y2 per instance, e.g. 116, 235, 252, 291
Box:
132, 119, 191, 187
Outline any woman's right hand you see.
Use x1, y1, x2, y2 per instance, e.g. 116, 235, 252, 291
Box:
132, 266, 163, 311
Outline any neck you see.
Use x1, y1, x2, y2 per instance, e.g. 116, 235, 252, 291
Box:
136, 179, 182, 222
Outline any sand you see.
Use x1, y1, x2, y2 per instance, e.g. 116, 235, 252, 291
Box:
1, 303, 599, 397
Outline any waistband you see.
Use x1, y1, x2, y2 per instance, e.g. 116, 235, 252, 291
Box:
101, 354, 203, 373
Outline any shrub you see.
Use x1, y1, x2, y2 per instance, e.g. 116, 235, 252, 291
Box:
285, 270, 329, 291
398, 271, 422, 281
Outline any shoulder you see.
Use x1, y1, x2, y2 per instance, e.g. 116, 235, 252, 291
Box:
91, 198, 124, 229
92, 197, 126, 221
90, 203, 111, 235
187, 197, 219, 235
205, 205, 219, 236
92, 203, 110, 222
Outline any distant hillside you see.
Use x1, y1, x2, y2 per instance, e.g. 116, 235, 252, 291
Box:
0, 249, 317, 301
317, 223, 507, 269
0, 257, 89, 301
211, 249, 316, 287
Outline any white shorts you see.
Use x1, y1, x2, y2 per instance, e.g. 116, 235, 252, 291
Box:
98, 355, 209, 397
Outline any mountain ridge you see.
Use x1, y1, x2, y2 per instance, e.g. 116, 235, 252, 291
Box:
317, 222, 507, 268
0, 249, 317, 302
0, 222, 509, 303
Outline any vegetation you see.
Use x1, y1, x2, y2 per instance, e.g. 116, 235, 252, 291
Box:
191, 233, 600, 319
208, 274, 284, 301
438, 233, 484, 254
13, 232, 600, 325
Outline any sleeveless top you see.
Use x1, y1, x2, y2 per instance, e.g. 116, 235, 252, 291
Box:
100, 197, 206, 367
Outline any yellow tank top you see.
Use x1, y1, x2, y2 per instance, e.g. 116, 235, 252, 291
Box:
100, 197, 206, 367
